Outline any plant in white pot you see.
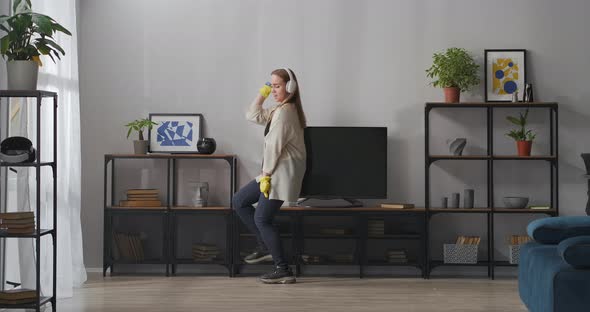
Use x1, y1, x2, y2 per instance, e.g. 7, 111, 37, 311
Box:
0, 0, 71, 90
125, 118, 158, 154
426, 47, 480, 103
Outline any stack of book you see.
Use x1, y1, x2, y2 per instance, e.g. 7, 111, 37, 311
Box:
119, 189, 162, 207
320, 228, 354, 236
330, 254, 354, 263
509, 235, 532, 245
368, 218, 385, 236
386, 249, 408, 264
192, 243, 219, 262
301, 254, 323, 264
529, 205, 550, 210
0, 289, 37, 305
380, 203, 415, 209
113, 232, 145, 261
0, 212, 35, 234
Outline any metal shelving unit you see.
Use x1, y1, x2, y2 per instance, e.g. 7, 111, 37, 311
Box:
0, 90, 58, 312
103, 154, 237, 277
424, 102, 559, 279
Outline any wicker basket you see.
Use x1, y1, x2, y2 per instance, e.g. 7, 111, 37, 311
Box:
443, 244, 478, 264
509, 244, 522, 265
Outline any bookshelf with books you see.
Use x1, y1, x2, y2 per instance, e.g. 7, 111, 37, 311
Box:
0, 90, 58, 312
424, 102, 559, 279
103, 154, 237, 277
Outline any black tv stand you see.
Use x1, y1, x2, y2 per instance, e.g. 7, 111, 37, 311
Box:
297, 198, 364, 208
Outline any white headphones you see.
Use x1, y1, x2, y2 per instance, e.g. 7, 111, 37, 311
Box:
283, 68, 297, 94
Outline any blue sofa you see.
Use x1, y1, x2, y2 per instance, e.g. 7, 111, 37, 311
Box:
519, 216, 590, 312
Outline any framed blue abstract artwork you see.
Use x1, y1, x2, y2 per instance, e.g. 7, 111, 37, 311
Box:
484, 49, 527, 102
148, 113, 203, 153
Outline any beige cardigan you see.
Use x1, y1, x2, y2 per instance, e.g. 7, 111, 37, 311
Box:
246, 97, 306, 203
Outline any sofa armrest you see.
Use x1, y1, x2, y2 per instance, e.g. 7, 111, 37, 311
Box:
558, 235, 590, 268
527, 216, 590, 244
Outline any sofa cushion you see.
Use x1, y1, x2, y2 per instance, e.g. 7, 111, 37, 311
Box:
527, 216, 590, 244
558, 236, 590, 269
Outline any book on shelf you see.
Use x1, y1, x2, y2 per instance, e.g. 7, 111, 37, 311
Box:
126, 189, 159, 195
380, 203, 415, 209
0, 212, 34, 220
528, 205, 551, 210
0, 297, 38, 305
1, 217, 35, 225
119, 200, 162, 207
0, 289, 37, 301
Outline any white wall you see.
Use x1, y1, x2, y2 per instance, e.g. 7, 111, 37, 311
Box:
79, 0, 590, 269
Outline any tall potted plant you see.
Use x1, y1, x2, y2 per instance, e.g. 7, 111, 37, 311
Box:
426, 47, 480, 103
506, 109, 536, 156
125, 118, 158, 154
0, 0, 72, 90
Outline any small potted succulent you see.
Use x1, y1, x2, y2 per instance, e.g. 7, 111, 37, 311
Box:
125, 118, 158, 154
506, 109, 536, 156
426, 47, 480, 103
0, 0, 72, 89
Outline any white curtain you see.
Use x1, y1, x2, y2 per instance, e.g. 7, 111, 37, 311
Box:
5, 0, 86, 299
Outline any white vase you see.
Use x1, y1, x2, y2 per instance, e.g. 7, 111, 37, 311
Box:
7, 60, 39, 90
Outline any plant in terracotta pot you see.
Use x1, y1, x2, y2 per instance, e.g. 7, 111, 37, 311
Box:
0, 0, 72, 90
426, 47, 480, 103
506, 109, 536, 156
125, 118, 158, 154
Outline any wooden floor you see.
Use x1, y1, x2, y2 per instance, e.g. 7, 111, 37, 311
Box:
57, 273, 528, 312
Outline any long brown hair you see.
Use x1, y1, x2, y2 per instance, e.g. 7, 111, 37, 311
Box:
271, 68, 307, 128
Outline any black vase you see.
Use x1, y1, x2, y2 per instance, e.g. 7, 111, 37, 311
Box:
197, 138, 216, 154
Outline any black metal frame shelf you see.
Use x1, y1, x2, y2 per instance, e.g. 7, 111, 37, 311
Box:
103, 154, 237, 277
0, 90, 58, 312
424, 102, 559, 280
233, 208, 427, 278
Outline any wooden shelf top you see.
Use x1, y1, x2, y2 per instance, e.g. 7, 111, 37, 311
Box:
281, 207, 426, 212
429, 155, 556, 160
171, 206, 230, 211
105, 153, 236, 159
109, 206, 167, 210
426, 101, 558, 108
429, 208, 491, 213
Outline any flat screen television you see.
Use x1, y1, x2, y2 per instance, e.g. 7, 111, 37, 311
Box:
299, 127, 387, 207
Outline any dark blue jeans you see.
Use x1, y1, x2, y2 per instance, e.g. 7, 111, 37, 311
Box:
232, 179, 287, 267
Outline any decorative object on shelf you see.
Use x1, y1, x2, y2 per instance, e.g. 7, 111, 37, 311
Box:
503, 196, 529, 209
508, 235, 532, 264
444, 236, 480, 264
197, 137, 216, 154
188, 181, 209, 207
425, 47, 480, 103
0, 288, 37, 305
441, 197, 448, 208
0, 0, 72, 90
523, 83, 534, 102
368, 218, 385, 236
512, 91, 519, 102
484, 49, 527, 102
451, 193, 460, 208
447, 138, 467, 156
506, 108, 536, 156
148, 113, 203, 153
125, 118, 158, 154
464, 189, 474, 208
0, 136, 36, 163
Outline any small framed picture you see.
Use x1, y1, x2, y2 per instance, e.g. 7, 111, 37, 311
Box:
148, 113, 203, 153
484, 49, 526, 102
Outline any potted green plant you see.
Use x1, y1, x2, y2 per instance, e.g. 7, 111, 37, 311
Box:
0, 0, 72, 90
426, 47, 480, 103
506, 109, 536, 156
125, 118, 158, 154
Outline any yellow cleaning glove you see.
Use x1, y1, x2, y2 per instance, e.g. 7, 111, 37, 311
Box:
259, 82, 272, 98
259, 176, 271, 198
